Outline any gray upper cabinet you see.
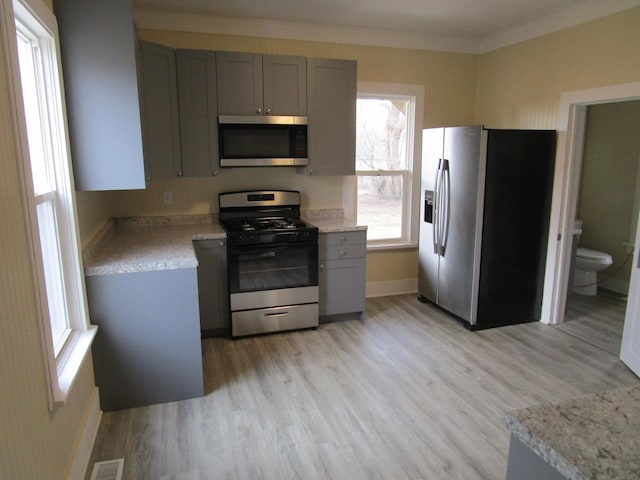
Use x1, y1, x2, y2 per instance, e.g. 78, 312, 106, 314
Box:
176, 49, 220, 177
54, 0, 146, 191
304, 58, 357, 176
263, 55, 307, 116
216, 52, 307, 116
139, 41, 181, 179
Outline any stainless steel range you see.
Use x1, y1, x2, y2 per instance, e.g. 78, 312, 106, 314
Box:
219, 190, 319, 337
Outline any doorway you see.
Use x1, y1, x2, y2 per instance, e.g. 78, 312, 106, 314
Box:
556, 100, 640, 355
541, 82, 640, 328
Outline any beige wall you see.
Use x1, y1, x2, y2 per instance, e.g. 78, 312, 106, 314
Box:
76, 190, 114, 246
475, 7, 640, 295
475, 7, 640, 129
579, 101, 640, 290
0, 1, 96, 478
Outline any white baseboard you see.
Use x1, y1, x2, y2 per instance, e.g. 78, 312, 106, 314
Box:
599, 277, 630, 295
68, 387, 102, 480
366, 278, 418, 298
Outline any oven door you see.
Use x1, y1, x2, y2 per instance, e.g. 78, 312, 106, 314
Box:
227, 241, 318, 295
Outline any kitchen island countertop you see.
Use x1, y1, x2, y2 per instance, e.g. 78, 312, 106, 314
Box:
83, 216, 226, 276
502, 386, 640, 480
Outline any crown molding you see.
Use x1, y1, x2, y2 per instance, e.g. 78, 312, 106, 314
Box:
134, 0, 640, 55
478, 0, 640, 53
133, 9, 480, 53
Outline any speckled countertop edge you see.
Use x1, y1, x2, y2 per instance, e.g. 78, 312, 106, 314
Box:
502, 386, 640, 480
303, 208, 367, 233
83, 215, 226, 276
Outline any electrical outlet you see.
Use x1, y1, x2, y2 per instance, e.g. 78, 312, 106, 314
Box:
163, 191, 173, 205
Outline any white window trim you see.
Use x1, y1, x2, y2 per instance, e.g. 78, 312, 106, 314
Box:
2, 0, 96, 409
347, 82, 424, 249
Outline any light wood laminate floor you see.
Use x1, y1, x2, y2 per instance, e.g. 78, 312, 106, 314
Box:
556, 289, 627, 355
87, 295, 639, 480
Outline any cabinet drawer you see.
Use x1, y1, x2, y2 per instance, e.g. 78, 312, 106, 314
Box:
320, 244, 365, 261
319, 230, 366, 247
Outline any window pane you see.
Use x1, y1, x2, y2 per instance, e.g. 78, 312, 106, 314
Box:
356, 98, 409, 171
358, 175, 403, 240
16, 26, 54, 196
36, 198, 69, 352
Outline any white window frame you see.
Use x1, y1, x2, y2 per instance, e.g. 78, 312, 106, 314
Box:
348, 82, 424, 250
2, 0, 96, 409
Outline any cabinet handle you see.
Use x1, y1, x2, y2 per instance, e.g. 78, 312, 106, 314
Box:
257, 107, 262, 114
339, 236, 347, 243
265, 311, 288, 318
266, 108, 271, 115
177, 171, 183, 177
339, 250, 346, 256
219, 241, 225, 247
320, 263, 325, 270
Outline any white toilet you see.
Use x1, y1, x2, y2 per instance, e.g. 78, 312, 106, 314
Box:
572, 220, 613, 296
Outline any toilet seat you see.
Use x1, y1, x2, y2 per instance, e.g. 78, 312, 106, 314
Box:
576, 247, 613, 265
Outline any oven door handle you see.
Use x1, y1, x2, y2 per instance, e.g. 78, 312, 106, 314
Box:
264, 311, 289, 318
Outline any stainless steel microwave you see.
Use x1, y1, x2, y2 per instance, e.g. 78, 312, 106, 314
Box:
218, 115, 308, 167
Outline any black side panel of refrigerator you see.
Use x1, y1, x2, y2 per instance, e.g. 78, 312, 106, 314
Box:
475, 130, 556, 328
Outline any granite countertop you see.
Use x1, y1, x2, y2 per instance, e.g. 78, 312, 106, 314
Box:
83, 211, 365, 276
303, 209, 367, 233
83, 216, 226, 276
502, 386, 640, 480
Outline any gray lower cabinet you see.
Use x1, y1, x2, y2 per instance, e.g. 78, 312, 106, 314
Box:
304, 58, 357, 176
86, 269, 204, 411
54, 0, 146, 191
176, 49, 220, 176
193, 239, 230, 336
505, 435, 567, 480
139, 41, 181, 179
319, 231, 366, 318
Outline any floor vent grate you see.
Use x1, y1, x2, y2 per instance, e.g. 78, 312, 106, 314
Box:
89, 458, 124, 480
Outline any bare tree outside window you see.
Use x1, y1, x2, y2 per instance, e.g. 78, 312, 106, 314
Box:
356, 97, 410, 241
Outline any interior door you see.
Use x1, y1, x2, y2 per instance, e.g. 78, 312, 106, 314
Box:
621, 218, 640, 377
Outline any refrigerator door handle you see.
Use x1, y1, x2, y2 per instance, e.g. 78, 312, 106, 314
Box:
433, 159, 442, 254
440, 159, 451, 256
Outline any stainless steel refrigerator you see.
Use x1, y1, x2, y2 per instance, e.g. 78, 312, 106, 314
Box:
418, 125, 556, 329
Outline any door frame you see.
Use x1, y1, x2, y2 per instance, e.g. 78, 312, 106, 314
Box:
541, 81, 640, 325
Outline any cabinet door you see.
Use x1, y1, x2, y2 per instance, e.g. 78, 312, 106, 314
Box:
176, 50, 220, 176
193, 239, 229, 336
54, 0, 146, 191
319, 258, 366, 316
86, 269, 204, 411
216, 51, 263, 115
319, 231, 367, 317
139, 41, 181, 179
263, 55, 307, 116
305, 58, 357, 176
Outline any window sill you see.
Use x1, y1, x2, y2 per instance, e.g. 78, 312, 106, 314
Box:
53, 325, 97, 408
367, 242, 418, 252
